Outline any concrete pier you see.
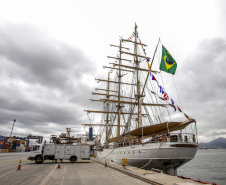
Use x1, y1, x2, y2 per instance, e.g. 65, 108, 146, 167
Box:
93, 158, 209, 185
0, 153, 212, 185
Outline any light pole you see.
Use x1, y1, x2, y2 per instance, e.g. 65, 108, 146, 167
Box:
10, 119, 16, 138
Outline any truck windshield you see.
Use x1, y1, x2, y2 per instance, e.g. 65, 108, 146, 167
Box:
32, 145, 40, 151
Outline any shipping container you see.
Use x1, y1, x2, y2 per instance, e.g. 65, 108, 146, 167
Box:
3, 142, 11, 149
2, 149, 8, 153
7, 139, 13, 143
3, 146, 10, 149
10, 143, 14, 149
9, 137, 15, 141
4, 137, 9, 142
16, 140, 21, 144
20, 140, 25, 144
0, 136, 5, 141
16, 146, 21, 152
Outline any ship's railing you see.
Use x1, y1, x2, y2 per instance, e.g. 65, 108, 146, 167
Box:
153, 133, 196, 143
112, 133, 196, 148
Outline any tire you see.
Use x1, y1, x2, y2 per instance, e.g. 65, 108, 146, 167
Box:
70, 156, 77, 163
35, 156, 44, 164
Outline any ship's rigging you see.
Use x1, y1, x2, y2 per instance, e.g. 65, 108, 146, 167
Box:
83, 23, 196, 146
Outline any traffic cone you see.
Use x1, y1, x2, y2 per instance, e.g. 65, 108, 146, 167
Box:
17, 159, 21, 170
57, 160, 60, 169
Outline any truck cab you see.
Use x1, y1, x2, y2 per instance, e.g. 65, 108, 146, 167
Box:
28, 144, 43, 163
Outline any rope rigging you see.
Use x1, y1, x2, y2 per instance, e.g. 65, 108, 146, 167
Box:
85, 25, 197, 147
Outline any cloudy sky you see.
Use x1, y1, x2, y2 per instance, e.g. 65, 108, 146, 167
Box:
0, 0, 225, 142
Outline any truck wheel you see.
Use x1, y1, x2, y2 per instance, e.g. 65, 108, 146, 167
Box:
35, 156, 44, 164
70, 156, 77, 163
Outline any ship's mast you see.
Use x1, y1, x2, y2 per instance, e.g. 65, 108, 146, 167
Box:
105, 72, 110, 141
117, 40, 122, 137
134, 24, 142, 128
85, 24, 166, 142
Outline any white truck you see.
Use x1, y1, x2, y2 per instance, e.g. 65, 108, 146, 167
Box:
27, 143, 90, 164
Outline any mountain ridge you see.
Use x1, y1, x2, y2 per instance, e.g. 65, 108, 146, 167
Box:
199, 137, 226, 149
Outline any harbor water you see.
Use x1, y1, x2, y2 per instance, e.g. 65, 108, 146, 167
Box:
178, 149, 226, 185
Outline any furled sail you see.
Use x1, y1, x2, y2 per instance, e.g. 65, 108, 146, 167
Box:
108, 119, 195, 143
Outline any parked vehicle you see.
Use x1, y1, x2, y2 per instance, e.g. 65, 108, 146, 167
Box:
28, 143, 90, 164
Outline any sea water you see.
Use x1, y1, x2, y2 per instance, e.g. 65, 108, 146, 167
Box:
177, 149, 226, 185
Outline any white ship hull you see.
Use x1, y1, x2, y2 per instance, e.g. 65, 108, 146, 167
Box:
97, 142, 197, 175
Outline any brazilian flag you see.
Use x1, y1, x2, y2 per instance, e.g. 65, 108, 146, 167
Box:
160, 45, 177, 74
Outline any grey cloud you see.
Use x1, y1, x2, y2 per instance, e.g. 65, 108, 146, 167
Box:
173, 38, 226, 140
211, 131, 226, 136
0, 23, 96, 137
180, 38, 226, 98
0, 23, 94, 89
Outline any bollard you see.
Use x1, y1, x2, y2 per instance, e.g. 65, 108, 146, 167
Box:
104, 160, 107, 167
122, 158, 127, 168
17, 159, 21, 170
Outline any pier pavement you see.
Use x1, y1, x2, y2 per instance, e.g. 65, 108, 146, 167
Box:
0, 153, 210, 185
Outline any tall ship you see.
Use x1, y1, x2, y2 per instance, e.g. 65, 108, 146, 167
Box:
84, 24, 198, 176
